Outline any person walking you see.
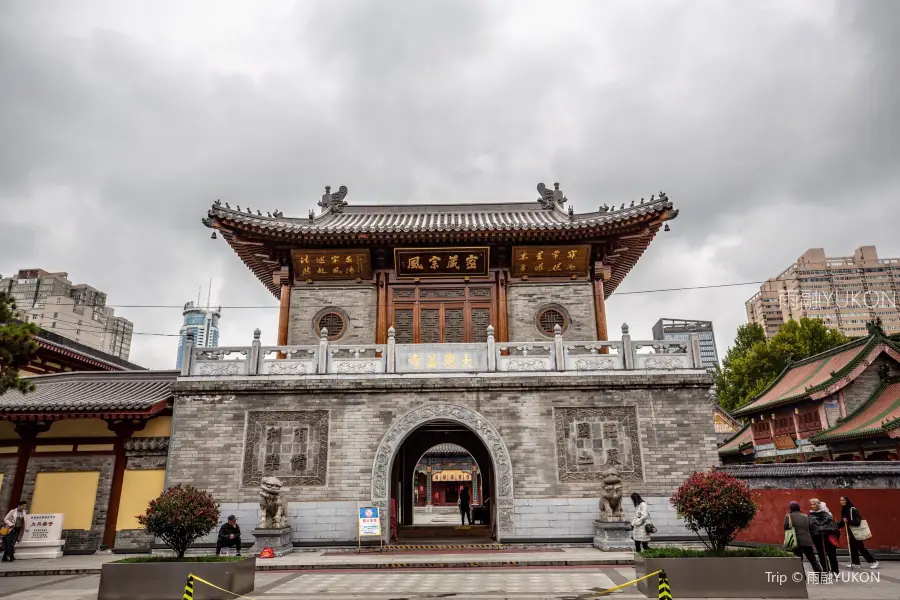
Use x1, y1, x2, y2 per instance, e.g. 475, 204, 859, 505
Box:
458, 485, 472, 526
838, 496, 879, 569
630, 493, 653, 552
784, 501, 823, 573
215, 515, 242, 556
2, 501, 28, 562
808, 498, 839, 574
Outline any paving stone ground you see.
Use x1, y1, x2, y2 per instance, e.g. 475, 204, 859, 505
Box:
0, 562, 897, 599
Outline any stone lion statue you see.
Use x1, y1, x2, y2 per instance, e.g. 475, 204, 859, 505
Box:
599, 468, 624, 522
258, 476, 288, 529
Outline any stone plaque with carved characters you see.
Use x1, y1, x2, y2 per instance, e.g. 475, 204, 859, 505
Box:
242, 410, 328, 486
554, 406, 643, 481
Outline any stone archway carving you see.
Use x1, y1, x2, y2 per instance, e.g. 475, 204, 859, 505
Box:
371, 403, 515, 539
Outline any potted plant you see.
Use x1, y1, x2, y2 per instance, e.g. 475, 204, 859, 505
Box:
98, 484, 255, 600
635, 470, 806, 598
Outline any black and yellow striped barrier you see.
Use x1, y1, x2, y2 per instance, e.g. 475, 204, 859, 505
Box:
183, 573, 257, 600
592, 568, 673, 598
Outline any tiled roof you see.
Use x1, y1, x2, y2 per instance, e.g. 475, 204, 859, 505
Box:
810, 379, 900, 443
425, 443, 470, 455
207, 196, 675, 236
717, 423, 752, 455
732, 334, 900, 417
0, 371, 177, 416
204, 193, 679, 298
33, 327, 145, 372
718, 462, 900, 478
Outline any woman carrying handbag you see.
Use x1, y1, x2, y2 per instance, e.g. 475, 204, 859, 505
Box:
808, 498, 840, 575
838, 496, 879, 569
630, 493, 655, 552
784, 501, 822, 572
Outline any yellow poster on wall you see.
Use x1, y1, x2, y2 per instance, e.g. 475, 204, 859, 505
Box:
31, 471, 100, 531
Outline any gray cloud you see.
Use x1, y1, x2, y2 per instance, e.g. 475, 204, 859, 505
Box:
1, 0, 898, 368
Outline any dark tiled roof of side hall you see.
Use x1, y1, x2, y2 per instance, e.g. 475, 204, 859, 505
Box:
33, 325, 146, 371
0, 370, 178, 414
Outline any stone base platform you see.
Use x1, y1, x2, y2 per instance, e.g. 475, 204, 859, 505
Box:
251, 527, 294, 557
592, 521, 633, 551
12, 540, 65, 559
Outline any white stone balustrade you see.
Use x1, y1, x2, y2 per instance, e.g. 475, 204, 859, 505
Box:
181, 323, 704, 376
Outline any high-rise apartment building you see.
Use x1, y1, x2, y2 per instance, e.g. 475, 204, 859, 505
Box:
176, 301, 222, 368
652, 318, 719, 368
746, 246, 900, 338
1, 269, 134, 360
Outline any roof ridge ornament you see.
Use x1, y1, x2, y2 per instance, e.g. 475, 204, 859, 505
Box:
318, 185, 349, 213
537, 182, 567, 210
866, 318, 884, 337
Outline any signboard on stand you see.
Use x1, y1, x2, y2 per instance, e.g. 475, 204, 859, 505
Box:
17, 513, 65, 559
357, 506, 383, 553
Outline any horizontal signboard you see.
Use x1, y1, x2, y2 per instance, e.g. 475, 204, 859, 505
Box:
292, 249, 372, 281
512, 245, 591, 277
394, 247, 490, 279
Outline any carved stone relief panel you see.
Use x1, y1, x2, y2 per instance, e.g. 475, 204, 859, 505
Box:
554, 406, 643, 482
243, 410, 328, 486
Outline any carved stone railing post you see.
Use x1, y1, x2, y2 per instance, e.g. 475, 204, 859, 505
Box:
487, 325, 496, 371
386, 326, 396, 373
621, 323, 634, 370
180, 332, 195, 376
553, 324, 565, 371
249, 328, 262, 375
689, 332, 703, 369
317, 328, 329, 374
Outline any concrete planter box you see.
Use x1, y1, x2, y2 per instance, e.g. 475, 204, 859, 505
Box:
635, 554, 807, 598
97, 557, 256, 600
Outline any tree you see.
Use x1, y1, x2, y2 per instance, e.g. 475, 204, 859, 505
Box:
137, 484, 220, 559
714, 318, 849, 411
670, 470, 757, 553
0, 289, 39, 395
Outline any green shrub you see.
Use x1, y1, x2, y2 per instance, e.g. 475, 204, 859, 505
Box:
640, 546, 794, 558
115, 555, 243, 564
670, 470, 757, 553
136, 484, 220, 559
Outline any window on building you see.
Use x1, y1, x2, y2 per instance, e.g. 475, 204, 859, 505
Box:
318, 312, 345, 340
537, 308, 567, 336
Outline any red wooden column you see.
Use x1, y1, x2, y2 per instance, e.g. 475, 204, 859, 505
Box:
102, 420, 145, 549
8, 422, 50, 510
496, 270, 509, 342
376, 272, 388, 345
277, 271, 292, 347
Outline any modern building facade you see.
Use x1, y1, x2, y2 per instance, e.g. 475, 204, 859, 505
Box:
746, 246, 900, 339
652, 318, 719, 368
1, 269, 134, 360
175, 302, 221, 369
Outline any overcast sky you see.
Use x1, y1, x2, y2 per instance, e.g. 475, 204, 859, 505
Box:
2, 0, 898, 369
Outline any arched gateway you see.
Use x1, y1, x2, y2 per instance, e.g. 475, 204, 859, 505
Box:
371, 404, 515, 541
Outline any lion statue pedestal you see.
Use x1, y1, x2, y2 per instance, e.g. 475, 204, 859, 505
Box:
250, 476, 294, 557
592, 468, 632, 551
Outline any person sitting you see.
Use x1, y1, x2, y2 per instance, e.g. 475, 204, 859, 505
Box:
216, 515, 242, 556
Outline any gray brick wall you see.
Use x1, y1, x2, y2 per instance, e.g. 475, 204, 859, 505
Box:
20, 455, 114, 554
0, 457, 17, 510
170, 371, 716, 542
288, 285, 376, 345
842, 357, 893, 415
507, 282, 596, 341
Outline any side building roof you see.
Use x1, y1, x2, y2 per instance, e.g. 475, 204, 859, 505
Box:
810, 378, 900, 444
717, 423, 753, 456
0, 370, 177, 421
732, 330, 900, 417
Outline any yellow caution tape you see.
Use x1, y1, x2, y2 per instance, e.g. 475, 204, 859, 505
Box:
590, 569, 663, 597
186, 573, 258, 600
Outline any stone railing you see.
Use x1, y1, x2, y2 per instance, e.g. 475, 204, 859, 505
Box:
180, 323, 704, 377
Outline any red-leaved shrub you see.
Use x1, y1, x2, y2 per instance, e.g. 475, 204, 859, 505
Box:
137, 484, 220, 559
670, 470, 757, 553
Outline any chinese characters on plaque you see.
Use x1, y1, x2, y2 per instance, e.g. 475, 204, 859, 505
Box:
511, 245, 591, 277
395, 346, 488, 372
291, 249, 373, 281
394, 247, 490, 278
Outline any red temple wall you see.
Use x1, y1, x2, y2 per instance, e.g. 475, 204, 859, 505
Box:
736, 488, 900, 551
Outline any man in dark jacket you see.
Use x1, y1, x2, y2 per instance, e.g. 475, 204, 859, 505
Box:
458, 486, 472, 526
784, 501, 822, 573
216, 515, 242, 556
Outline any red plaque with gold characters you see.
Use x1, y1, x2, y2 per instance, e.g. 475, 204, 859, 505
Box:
394, 247, 490, 278
512, 244, 591, 277
291, 249, 372, 281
